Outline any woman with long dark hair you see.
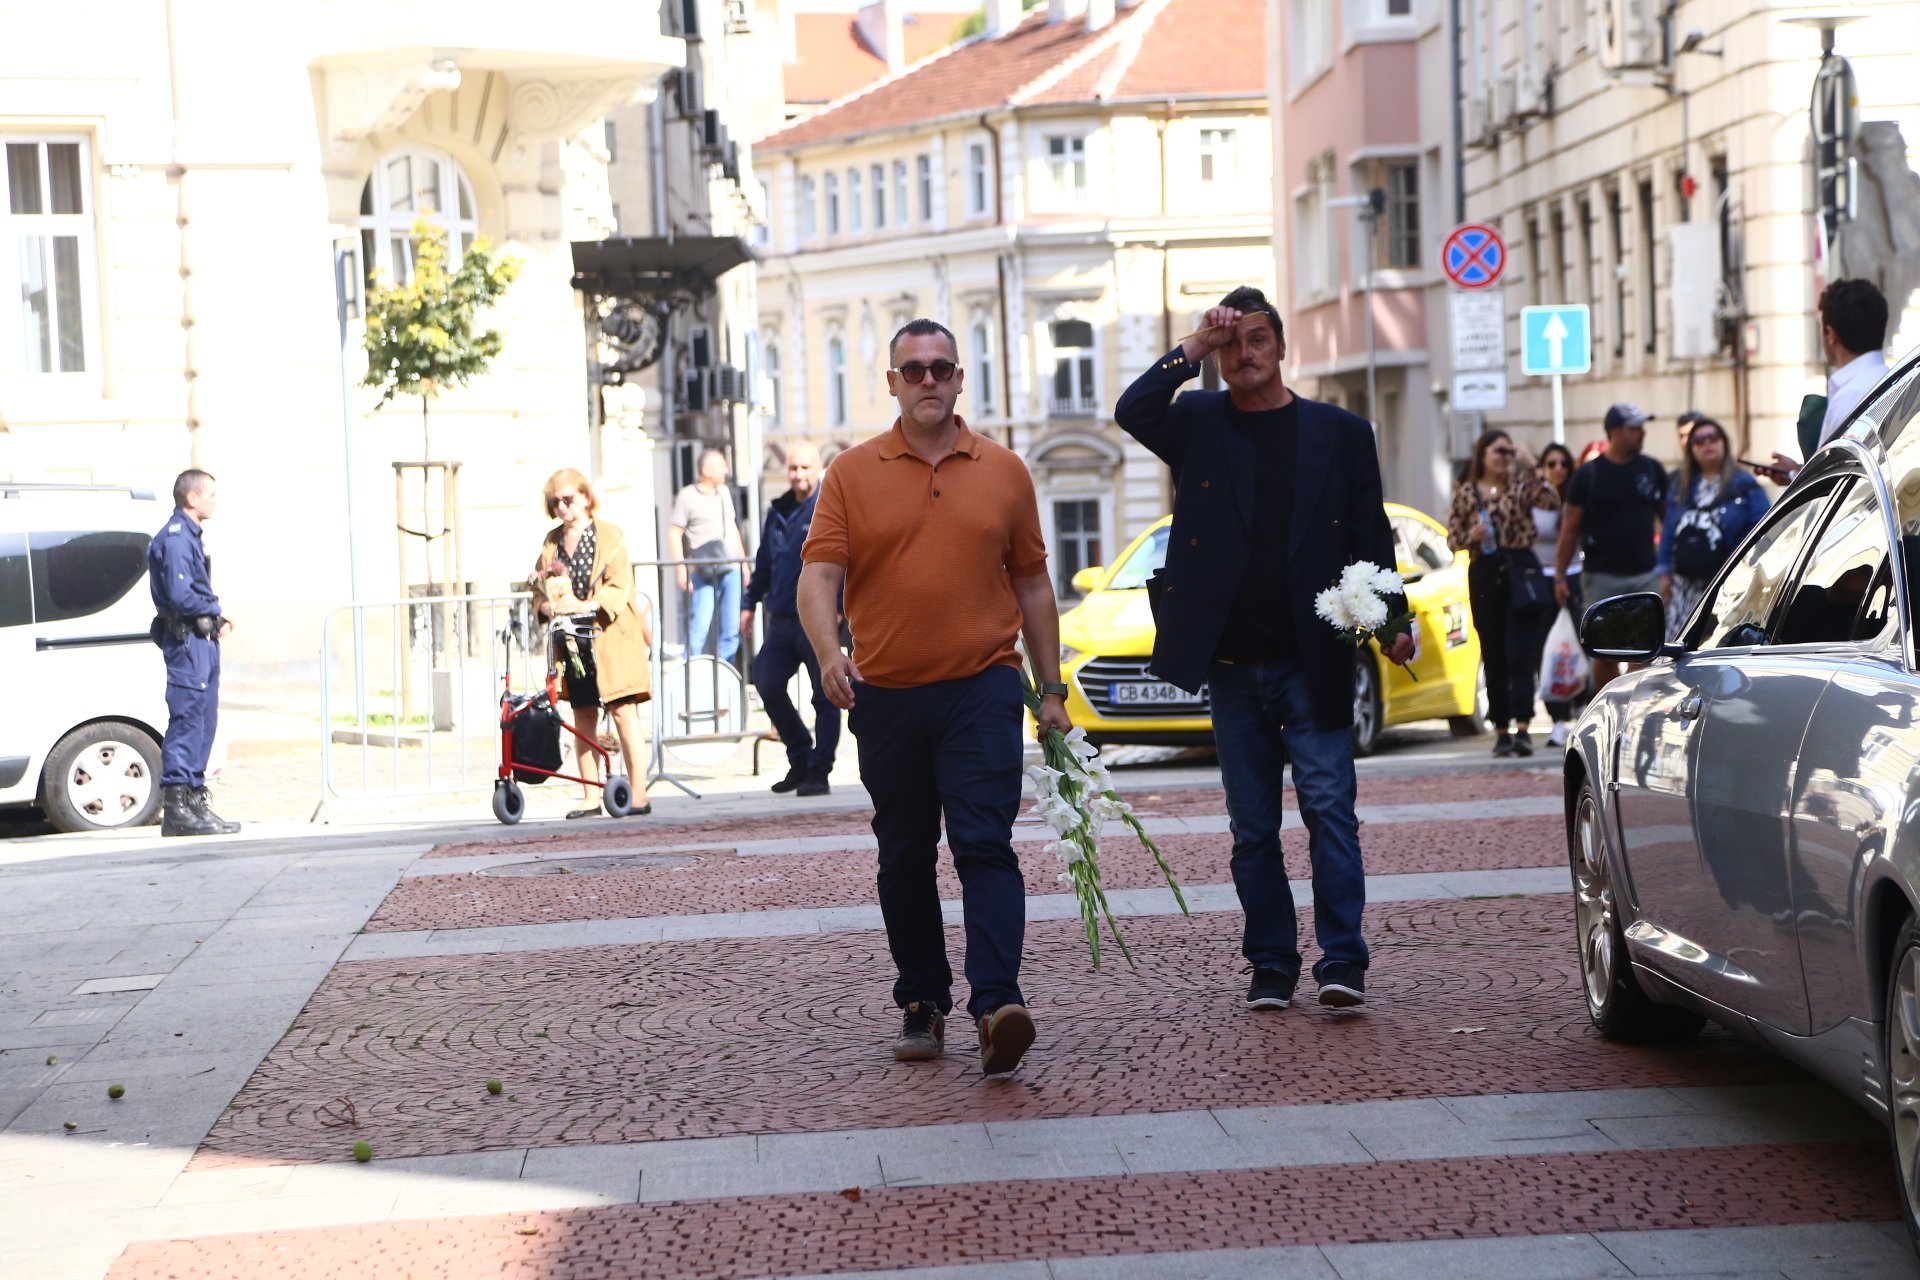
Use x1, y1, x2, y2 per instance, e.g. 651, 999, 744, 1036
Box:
1657, 417, 1769, 638
1447, 429, 1560, 757
1532, 442, 1584, 746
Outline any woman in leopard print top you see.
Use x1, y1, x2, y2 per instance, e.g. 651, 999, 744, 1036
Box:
1446, 429, 1560, 758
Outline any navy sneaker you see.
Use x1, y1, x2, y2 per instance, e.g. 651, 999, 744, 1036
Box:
1245, 967, 1295, 1010
1316, 963, 1366, 1009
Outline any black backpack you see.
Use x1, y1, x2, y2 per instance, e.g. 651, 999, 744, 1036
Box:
1669, 487, 1737, 580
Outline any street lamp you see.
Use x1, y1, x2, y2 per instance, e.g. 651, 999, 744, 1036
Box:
1329, 188, 1388, 430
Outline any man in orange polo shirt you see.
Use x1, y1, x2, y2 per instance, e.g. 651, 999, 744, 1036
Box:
798, 318, 1072, 1076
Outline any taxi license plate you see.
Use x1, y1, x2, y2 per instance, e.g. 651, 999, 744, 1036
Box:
1112, 681, 1189, 705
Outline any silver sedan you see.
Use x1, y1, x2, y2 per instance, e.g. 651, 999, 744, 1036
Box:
1564, 351, 1920, 1254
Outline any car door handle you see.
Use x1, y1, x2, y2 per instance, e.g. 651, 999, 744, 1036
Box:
1676, 695, 1703, 721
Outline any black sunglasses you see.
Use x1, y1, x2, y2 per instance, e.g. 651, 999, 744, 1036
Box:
890, 361, 958, 384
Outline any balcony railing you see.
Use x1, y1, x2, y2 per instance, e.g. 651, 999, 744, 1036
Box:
1049, 395, 1099, 416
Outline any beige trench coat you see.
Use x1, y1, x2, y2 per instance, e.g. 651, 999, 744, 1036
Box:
533, 520, 651, 705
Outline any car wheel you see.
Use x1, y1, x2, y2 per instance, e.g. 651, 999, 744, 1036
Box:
1883, 918, 1920, 1253
1351, 651, 1383, 757
1450, 670, 1489, 736
1569, 776, 1704, 1042
39, 722, 163, 833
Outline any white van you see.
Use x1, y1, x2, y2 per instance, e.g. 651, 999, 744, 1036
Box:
0, 484, 175, 832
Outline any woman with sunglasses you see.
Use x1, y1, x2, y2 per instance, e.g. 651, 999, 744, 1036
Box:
533, 469, 653, 818
1447, 429, 1560, 757
1532, 443, 1584, 746
1656, 417, 1770, 639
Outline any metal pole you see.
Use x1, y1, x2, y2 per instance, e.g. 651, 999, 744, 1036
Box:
1551, 372, 1566, 445
1362, 210, 1379, 429
334, 241, 367, 726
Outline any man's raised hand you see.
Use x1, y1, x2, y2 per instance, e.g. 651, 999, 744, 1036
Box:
1180, 306, 1247, 364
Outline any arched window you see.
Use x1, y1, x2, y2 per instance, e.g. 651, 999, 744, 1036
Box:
970, 318, 995, 414
826, 334, 848, 427
358, 149, 479, 286
1049, 319, 1097, 416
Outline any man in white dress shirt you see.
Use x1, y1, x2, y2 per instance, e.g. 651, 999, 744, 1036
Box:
1816, 278, 1891, 447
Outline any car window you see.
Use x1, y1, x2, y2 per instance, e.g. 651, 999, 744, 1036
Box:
1391, 515, 1450, 577
28, 530, 150, 624
1772, 482, 1895, 646
1686, 477, 1842, 650
1104, 525, 1169, 590
0, 533, 28, 628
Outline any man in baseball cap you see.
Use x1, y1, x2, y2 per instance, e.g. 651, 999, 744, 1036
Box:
1556, 402, 1670, 689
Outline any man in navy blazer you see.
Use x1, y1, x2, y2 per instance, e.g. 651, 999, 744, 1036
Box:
1115, 285, 1412, 1012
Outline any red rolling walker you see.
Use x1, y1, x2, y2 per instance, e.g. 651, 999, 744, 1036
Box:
492, 616, 633, 824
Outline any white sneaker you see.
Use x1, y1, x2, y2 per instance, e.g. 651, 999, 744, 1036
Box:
1547, 722, 1569, 748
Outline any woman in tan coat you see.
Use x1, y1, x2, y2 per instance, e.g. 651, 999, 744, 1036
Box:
533, 468, 652, 817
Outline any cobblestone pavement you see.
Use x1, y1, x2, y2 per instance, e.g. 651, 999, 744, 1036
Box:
3, 741, 1913, 1278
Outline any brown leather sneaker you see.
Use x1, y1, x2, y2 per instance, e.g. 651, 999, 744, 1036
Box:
977, 1004, 1036, 1075
892, 1001, 945, 1061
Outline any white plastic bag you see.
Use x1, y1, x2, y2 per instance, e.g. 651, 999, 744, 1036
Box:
1539, 607, 1590, 704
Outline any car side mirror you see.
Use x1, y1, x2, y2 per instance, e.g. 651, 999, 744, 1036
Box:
1070, 566, 1104, 594
1580, 592, 1670, 661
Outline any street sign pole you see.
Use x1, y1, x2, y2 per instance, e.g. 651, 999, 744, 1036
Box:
1552, 372, 1565, 445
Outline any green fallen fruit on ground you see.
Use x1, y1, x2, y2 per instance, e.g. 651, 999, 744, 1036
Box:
107, 1084, 125, 1100
353, 1141, 372, 1162
62, 1121, 77, 1131
486, 1079, 503, 1095
45, 1055, 55, 1065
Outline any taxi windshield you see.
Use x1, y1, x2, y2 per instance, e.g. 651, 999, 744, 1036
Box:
1104, 525, 1169, 590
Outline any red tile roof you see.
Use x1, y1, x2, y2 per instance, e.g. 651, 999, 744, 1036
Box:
759, 0, 1262, 150
783, 11, 971, 107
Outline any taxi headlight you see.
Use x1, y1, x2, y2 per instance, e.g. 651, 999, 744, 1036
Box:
1060, 644, 1084, 667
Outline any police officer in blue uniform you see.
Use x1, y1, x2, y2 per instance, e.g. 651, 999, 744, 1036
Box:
147, 469, 239, 836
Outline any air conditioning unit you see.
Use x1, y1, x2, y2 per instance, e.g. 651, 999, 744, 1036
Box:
724, 0, 751, 33
1668, 222, 1722, 359
722, 141, 740, 183
1596, 0, 1661, 72
1494, 74, 1519, 125
674, 68, 703, 120
715, 364, 747, 402
680, 0, 703, 41
1464, 92, 1494, 147
701, 108, 723, 152
1513, 63, 1549, 119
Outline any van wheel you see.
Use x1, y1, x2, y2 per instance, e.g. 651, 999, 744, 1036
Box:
40, 723, 162, 833
1351, 652, 1383, 757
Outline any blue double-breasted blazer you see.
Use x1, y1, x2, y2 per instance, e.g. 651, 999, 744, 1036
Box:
1114, 346, 1408, 732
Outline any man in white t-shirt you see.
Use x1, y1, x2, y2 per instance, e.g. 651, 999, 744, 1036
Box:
667, 449, 750, 665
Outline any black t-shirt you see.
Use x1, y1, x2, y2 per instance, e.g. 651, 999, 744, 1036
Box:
1568, 453, 1668, 575
1214, 401, 1298, 661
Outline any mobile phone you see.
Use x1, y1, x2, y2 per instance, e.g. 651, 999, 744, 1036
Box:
1738, 458, 1776, 470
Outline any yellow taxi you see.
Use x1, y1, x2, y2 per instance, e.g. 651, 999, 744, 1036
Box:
1056, 504, 1486, 754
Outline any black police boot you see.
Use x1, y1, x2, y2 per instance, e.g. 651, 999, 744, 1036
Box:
161, 785, 221, 837
189, 787, 241, 835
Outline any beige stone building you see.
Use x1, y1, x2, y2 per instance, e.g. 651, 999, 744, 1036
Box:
0, 0, 798, 677
754, 0, 1272, 595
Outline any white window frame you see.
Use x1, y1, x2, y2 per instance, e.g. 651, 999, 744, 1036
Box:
970, 317, 996, 415
893, 160, 909, 226
1293, 156, 1334, 303
1198, 127, 1238, 186
1287, 0, 1333, 94
1048, 319, 1099, 417
826, 331, 848, 427
917, 154, 934, 222
966, 140, 991, 218
800, 175, 818, 240
1051, 497, 1104, 597
762, 334, 783, 426
846, 168, 864, 233
3, 134, 99, 382
358, 147, 479, 286
1044, 134, 1088, 198
824, 171, 841, 236
870, 163, 887, 229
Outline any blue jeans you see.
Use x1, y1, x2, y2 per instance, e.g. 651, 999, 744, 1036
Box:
848, 664, 1025, 1019
686, 567, 741, 664
1207, 657, 1369, 983
751, 612, 840, 775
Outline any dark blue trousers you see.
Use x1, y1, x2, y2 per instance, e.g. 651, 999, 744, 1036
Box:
750, 612, 840, 775
848, 664, 1026, 1020
160, 636, 220, 788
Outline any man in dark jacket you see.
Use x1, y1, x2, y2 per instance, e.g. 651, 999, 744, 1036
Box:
742, 442, 838, 795
1115, 286, 1412, 1012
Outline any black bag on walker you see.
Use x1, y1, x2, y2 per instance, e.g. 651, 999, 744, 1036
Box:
506, 694, 564, 783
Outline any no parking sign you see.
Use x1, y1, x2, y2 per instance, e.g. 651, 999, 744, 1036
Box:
1442, 223, 1506, 290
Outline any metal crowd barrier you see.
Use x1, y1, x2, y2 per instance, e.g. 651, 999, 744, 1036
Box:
314, 554, 789, 818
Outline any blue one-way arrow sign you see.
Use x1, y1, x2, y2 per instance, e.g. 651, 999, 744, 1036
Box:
1521, 305, 1591, 376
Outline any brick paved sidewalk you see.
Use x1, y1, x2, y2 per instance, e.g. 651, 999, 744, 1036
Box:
10, 753, 1909, 1279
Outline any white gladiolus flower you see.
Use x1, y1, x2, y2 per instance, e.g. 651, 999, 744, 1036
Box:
1061, 726, 1099, 761
1026, 763, 1064, 792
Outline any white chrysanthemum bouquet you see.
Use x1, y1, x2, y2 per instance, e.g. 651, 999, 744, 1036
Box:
1314, 562, 1415, 675
1020, 665, 1189, 969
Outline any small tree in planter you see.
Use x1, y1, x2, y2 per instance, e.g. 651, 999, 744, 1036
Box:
362, 219, 520, 690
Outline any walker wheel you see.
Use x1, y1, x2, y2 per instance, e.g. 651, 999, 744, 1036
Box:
492, 781, 525, 825
603, 775, 633, 818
